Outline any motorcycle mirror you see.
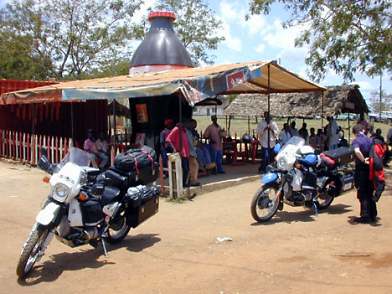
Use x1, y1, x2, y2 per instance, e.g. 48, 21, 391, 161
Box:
38, 156, 54, 175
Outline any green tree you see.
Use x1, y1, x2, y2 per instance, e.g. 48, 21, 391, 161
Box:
248, 0, 392, 81
0, 0, 143, 79
162, 0, 224, 65
0, 31, 52, 79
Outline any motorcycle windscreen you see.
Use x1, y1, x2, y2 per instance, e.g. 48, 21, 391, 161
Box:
276, 136, 305, 171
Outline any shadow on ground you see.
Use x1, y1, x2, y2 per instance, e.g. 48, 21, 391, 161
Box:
251, 204, 352, 226
18, 233, 161, 286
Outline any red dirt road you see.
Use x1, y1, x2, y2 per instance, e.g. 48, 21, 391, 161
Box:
1, 161, 392, 294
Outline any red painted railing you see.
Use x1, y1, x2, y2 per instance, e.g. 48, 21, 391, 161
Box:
0, 129, 71, 165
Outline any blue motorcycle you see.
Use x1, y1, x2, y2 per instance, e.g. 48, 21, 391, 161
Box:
250, 137, 335, 223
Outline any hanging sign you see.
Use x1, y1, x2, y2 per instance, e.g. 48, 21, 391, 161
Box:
135, 103, 149, 123
226, 70, 246, 90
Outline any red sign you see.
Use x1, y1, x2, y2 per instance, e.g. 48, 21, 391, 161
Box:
226, 70, 245, 90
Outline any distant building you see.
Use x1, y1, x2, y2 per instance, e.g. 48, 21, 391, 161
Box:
193, 96, 231, 116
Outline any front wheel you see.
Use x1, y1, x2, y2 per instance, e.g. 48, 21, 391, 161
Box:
107, 211, 131, 244
250, 186, 280, 223
16, 224, 50, 279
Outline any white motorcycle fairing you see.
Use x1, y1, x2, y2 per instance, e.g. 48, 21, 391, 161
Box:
49, 162, 83, 203
36, 202, 61, 226
68, 199, 84, 227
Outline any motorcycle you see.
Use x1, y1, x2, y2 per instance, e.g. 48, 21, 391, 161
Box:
250, 137, 354, 223
16, 147, 159, 279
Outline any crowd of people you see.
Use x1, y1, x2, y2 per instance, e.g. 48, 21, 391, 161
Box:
256, 112, 349, 173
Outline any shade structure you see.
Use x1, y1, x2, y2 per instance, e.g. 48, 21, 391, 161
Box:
224, 85, 368, 118
0, 61, 325, 106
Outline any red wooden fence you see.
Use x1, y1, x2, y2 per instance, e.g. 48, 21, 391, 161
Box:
0, 129, 71, 165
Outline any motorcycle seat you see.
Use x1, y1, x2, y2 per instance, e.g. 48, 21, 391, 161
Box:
104, 169, 128, 191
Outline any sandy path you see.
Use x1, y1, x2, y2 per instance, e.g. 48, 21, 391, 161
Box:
0, 161, 391, 294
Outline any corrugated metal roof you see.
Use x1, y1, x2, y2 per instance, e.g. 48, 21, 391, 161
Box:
0, 61, 325, 105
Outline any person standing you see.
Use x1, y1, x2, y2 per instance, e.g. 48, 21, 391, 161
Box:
326, 116, 339, 150
203, 115, 226, 174
309, 128, 317, 149
351, 124, 377, 224
186, 119, 201, 186
289, 121, 299, 137
160, 118, 174, 173
257, 111, 279, 173
166, 122, 190, 186
298, 122, 309, 143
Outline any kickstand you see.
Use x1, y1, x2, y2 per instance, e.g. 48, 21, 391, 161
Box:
312, 202, 319, 216
101, 238, 108, 256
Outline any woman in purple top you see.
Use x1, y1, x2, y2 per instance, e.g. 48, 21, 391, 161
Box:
351, 124, 377, 224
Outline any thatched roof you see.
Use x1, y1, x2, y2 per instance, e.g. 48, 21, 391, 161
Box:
224, 85, 368, 118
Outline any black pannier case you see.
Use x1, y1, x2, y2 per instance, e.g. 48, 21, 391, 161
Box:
126, 186, 160, 228
114, 146, 158, 185
323, 147, 354, 165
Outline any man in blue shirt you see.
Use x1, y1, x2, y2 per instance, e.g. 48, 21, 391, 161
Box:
351, 124, 377, 223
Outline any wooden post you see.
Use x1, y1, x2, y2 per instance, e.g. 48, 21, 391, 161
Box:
70, 102, 75, 145
321, 91, 324, 128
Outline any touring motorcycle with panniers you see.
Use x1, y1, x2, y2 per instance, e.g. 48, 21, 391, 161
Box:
250, 136, 354, 222
16, 146, 159, 279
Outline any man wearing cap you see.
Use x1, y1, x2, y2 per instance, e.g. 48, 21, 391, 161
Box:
203, 115, 226, 174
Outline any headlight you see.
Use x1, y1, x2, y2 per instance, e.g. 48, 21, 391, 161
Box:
277, 157, 287, 170
53, 183, 70, 199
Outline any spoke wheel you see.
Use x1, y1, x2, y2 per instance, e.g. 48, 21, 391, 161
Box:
250, 186, 280, 222
16, 225, 49, 279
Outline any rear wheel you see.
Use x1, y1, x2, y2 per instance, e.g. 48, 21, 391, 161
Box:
250, 186, 280, 222
317, 180, 335, 210
16, 224, 49, 279
107, 210, 131, 244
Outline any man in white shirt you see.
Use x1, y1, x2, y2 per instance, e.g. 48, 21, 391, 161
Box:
326, 116, 340, 150
257, 112, 279, 173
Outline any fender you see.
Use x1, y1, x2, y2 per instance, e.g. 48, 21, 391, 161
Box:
261, 172, 279, 188
36, 202, 61, 226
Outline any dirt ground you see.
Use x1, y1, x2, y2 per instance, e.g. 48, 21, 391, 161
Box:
1, 161, 392, 294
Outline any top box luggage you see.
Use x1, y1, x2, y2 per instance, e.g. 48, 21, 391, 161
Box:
114, 146, 158, 185
322, 147, 354, 165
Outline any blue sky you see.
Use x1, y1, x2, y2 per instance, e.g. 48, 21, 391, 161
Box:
1, 0, 390, 102
205, 0, 391, 103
